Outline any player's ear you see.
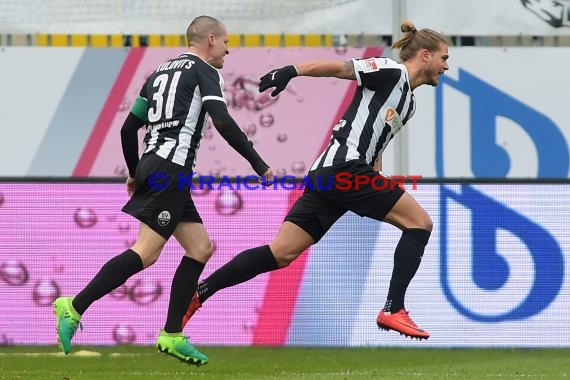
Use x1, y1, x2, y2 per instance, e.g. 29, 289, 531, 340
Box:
420, 48, 431, 63
207, 34, 215, 47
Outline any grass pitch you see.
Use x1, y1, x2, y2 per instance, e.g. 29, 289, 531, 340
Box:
0, 345, 568, 379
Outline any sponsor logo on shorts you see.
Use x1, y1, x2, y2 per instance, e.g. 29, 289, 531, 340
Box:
157, 210, 171, 226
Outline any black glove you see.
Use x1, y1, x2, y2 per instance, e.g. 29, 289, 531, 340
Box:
259, 65, 298, 97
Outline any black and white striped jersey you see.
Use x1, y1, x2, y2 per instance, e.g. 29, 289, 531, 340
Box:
140, 52, 225, 169
311, 57, 416, 170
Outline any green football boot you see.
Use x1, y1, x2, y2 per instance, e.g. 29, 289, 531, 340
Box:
53, 297, 82, 355
156, 330, 208, 366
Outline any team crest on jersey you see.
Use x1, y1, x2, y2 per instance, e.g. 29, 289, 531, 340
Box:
157, 210, 171, 226
385, 107, 403, 133
361, 58, 379, 73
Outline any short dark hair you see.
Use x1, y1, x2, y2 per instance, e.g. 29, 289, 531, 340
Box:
186, 15, 225, 46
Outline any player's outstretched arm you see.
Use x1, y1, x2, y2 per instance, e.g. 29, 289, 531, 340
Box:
258, 65, 298, 97
295, 60, 355, 80
203, 99, 270, 176
258, 60, 355, 97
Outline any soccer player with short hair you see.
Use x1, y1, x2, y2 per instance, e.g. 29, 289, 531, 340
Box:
183, 21, 449, 340
53, 15, 273, 365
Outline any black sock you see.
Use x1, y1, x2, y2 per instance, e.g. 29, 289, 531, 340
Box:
197, 245, 278, 303
384, 228, 430, 313
72, 249, 143, 315
163, 256, 205, 333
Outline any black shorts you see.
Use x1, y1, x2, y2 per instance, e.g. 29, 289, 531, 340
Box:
284, 160, 405, 243
122, 154, 202, 239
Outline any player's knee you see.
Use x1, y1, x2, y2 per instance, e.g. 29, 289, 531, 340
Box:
139, 251, 161, 268
192, 241, 213, 262
204, 242, 214, 260
131, 239, 166, 268
418, 212, 433, 232
409, 211, 432, 232
274, 252, 297, 268
270, 246, 301, 268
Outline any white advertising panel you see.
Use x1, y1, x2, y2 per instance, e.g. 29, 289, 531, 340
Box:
409, 47, 570, 178
346, 183, 570, 347
1, 47, 569, 178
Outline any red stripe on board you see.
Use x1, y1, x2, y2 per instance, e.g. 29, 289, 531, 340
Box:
252, 189, 308, 345
72, 48, 146, 176
253, 47, 383, 346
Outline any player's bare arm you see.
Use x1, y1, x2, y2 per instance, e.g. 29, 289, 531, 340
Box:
259, 60, 355, 97
295, 60, 356, 80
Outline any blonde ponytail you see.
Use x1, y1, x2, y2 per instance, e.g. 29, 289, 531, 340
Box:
391, 21, 447, 62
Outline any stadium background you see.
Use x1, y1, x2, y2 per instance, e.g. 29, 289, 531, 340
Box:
1, 0, 569, 348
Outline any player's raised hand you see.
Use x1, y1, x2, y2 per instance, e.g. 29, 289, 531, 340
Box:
259, 65, 298, 97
